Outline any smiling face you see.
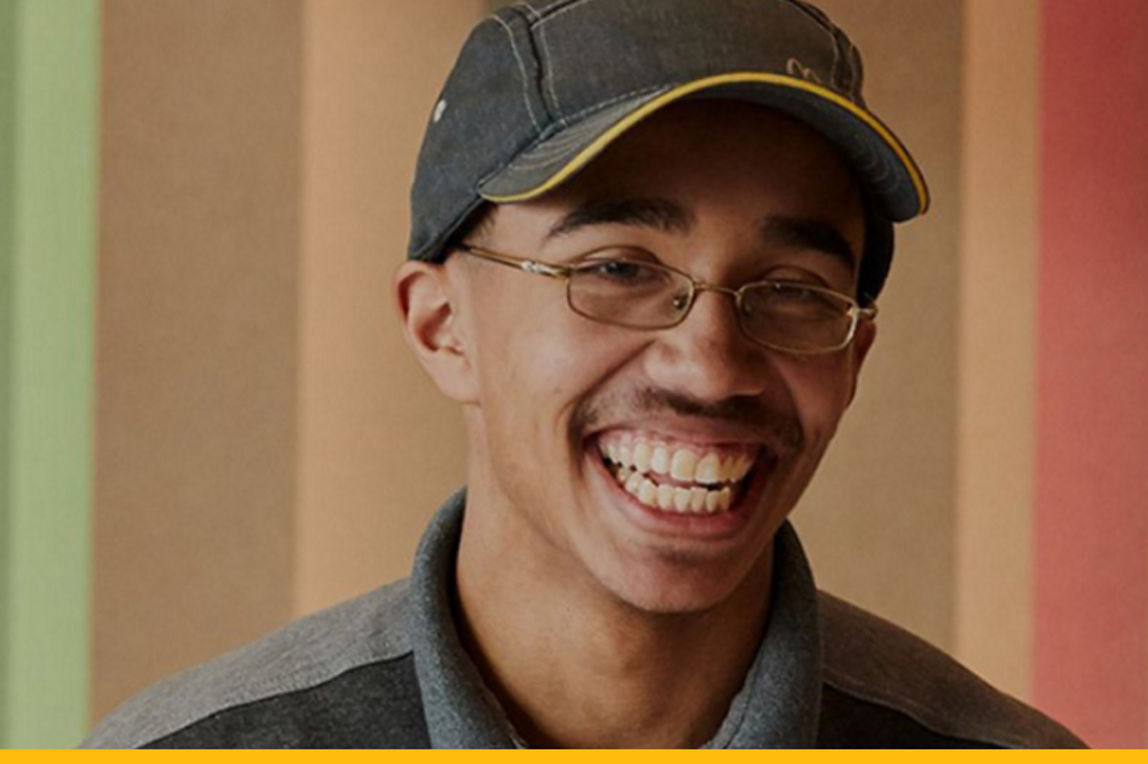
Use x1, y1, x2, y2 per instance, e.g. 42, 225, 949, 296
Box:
431, 101, 872, 614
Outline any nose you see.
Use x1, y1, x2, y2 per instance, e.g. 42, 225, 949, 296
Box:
644, 287, 773, 401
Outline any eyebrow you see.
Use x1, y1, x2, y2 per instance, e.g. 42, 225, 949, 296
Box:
544, 198, 856, 270
760, 215, 856, 271
545, 197, 695, 239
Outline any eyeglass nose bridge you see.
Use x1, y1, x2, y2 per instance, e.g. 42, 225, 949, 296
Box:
668, 280, 772, 352
671, 280, 749, 318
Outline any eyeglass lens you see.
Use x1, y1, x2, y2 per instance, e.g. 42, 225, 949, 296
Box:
567, 260, 855, 352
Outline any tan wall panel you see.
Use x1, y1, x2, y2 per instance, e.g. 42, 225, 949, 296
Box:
95, 1, 302, 718
954, 0, 1038, 700
791, 0, 963, 650
294, 1, 483, 615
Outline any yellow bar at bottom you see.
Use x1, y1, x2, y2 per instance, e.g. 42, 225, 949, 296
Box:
2, 749, 1120, 759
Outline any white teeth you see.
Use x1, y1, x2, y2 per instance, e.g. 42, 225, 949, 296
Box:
695, 453, 721, 484
670, 448, 697, 481
650, 446, 670, 475
673, 487, 691, 512
618, 444, 633, 468
690, 487, 707, 511
612, 462, 736, 515
602, 436, 758, 505
632, 441, 651, 473
638, 478, 657, 506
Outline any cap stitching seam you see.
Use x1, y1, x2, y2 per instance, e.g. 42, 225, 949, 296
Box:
840, 40, 854, 93
848, 42, 861, 94
491, 15, 544, 133
512, 1, 541, 21
829, 30, 841, 87
493, 84, 667, 172
532, 0, 600, 119
560, 82, 667, 124
536, 21, 563, 116
787, 0, 837, 35
531, 0, 596, 26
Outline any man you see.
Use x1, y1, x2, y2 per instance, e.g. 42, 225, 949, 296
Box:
85, 0, 1083, 748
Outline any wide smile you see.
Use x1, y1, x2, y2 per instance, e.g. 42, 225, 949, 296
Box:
586, 430, 777, 537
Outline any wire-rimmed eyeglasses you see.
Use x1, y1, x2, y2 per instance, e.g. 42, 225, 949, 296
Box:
453, 243, 876, 355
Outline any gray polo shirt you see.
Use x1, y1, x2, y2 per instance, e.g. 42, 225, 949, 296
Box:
83, 490, 1084, 748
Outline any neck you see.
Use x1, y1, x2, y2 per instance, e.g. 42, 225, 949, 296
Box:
454, 491, 773, 748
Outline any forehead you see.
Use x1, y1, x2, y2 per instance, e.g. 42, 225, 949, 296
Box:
480, 101, 865, 250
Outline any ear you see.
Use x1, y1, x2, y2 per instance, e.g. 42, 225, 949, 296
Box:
394, 260, 480, 404
844, 318, 876, 407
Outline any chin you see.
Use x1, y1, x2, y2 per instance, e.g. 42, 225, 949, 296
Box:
592, 551, 767, 616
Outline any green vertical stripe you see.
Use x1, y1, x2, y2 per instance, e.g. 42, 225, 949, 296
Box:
0, 0, 15, 742
0, 0, 97, 747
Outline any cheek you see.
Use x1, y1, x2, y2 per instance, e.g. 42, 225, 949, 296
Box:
473, 293, 636, 455
470, 299, 647, 542
776, 356, 857, 444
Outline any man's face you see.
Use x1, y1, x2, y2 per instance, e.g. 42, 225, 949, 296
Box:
449, 101, 872, 614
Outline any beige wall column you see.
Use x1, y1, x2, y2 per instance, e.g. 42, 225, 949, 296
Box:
792, 0, 964, 652
294, 0, 482, 616
95, 0, 489, 719
95, 0, 302, 718
954, 0, 1039, 700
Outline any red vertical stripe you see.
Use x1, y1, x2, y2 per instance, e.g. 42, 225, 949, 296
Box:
1035, 0, 1148, 747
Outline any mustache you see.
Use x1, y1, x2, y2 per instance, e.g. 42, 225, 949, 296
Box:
571, 387, 804, 453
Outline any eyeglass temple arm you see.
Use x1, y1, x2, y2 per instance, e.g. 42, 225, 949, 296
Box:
454, 244, 569, 279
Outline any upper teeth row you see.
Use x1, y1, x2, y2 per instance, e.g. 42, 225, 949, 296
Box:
600, 440, 754, 485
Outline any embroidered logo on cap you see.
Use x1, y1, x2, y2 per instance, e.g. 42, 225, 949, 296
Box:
786, 58, 822, 84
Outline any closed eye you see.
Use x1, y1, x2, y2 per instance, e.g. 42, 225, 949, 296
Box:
745, 281, 850, 319
577, 259, 671, 287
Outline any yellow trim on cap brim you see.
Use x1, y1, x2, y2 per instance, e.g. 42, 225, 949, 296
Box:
480, 71, 930, 216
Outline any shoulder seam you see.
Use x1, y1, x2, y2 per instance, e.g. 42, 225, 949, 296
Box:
84, 578, 416, 749
817, 591, 1082, 749
143, 651, 416, 748
822, 673, 1009, 748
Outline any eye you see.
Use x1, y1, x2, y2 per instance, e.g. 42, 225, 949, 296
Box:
761, 263, 850, 294
580, 259, 668, 286
746, 281, 847, 320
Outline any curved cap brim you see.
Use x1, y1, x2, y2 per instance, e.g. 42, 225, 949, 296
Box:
477, 72, 928, 223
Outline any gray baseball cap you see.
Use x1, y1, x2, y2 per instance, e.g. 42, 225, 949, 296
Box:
408, 0, 928, 304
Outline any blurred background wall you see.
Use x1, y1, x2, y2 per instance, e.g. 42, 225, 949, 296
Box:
0, 0, 1144, 748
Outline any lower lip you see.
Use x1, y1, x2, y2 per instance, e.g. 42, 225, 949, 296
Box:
587, 448, 772, 539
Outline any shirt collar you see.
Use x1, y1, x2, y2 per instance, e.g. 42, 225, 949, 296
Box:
410, 488, 822, 748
